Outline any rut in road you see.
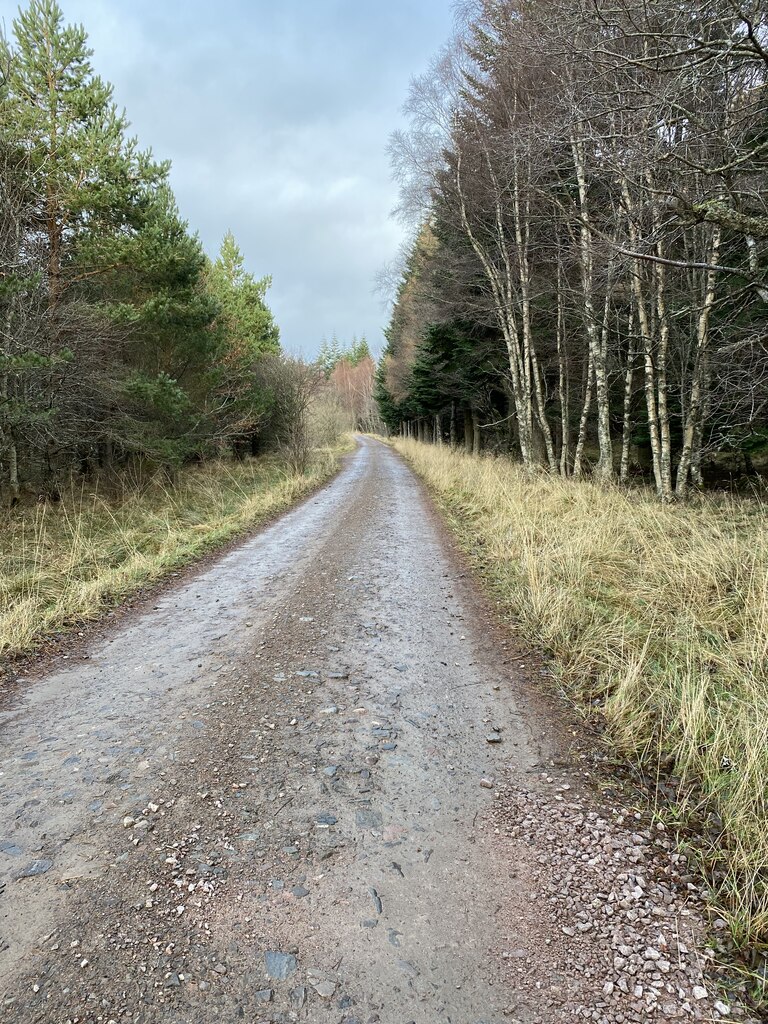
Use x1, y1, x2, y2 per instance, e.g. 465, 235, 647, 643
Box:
0, 439, 742, 1024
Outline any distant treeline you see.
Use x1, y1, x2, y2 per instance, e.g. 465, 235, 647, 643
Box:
0, 1, 285, 504
376, 0, 768, 498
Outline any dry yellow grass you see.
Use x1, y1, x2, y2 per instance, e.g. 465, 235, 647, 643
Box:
0, 447, 345, 662
394, 438, 768, 967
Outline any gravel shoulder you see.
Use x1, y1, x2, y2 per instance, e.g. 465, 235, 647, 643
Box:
0, 438, 754, 1023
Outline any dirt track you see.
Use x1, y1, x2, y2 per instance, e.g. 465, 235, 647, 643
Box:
0, 438, 750, 1023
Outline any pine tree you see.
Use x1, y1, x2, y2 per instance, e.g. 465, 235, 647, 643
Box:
349, 335, 372, 366
2, 1, 167, 306
208, 231, 280, 359
317, 335, 343, 378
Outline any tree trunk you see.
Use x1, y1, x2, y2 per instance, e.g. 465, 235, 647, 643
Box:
676, 228, 721, 498
619, 309, 636, 485
648, 178, 673, 499
557, 262, 570, 476
456, 147, 537, 469
621, 179, 664, 497
449, 402, 457, 448
464, 407, 474, 453
8, 433, 20, 505
571, 137, 614, 482
512, 159, 557, 472
573, 351, 594, 479
472, 409, 481, 456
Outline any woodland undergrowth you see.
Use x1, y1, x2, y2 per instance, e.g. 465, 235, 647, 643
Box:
0, 447, 345, 664
394, 437, 768, 983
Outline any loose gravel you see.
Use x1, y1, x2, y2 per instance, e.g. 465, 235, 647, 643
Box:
489, 781, 757, 1023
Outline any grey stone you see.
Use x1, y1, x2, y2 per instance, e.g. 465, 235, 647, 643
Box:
290, 986, 307, 1008
291, 885, 310, 898
264, 950, 297, 980
16, 859, 52, 879
397, 960, 420, 977
486, 732, 502, 744
254, 989, 273, 1003
315, 812, 337, 826
356, 810, 383, 829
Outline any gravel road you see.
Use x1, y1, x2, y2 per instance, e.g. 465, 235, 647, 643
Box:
0, 438, 754, 1023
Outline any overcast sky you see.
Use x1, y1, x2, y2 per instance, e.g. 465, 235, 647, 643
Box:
0, 0, 455, 357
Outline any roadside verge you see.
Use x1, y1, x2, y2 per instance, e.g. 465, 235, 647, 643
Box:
0, 442, 353, 670
391, 436, 768, 1012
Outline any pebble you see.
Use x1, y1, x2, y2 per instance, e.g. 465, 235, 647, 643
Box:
15, 859, 52, 879
356, 810, 383, 828
290, 985, 307, 1008
264, 951, 297, 980
306, 967, 337, 999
